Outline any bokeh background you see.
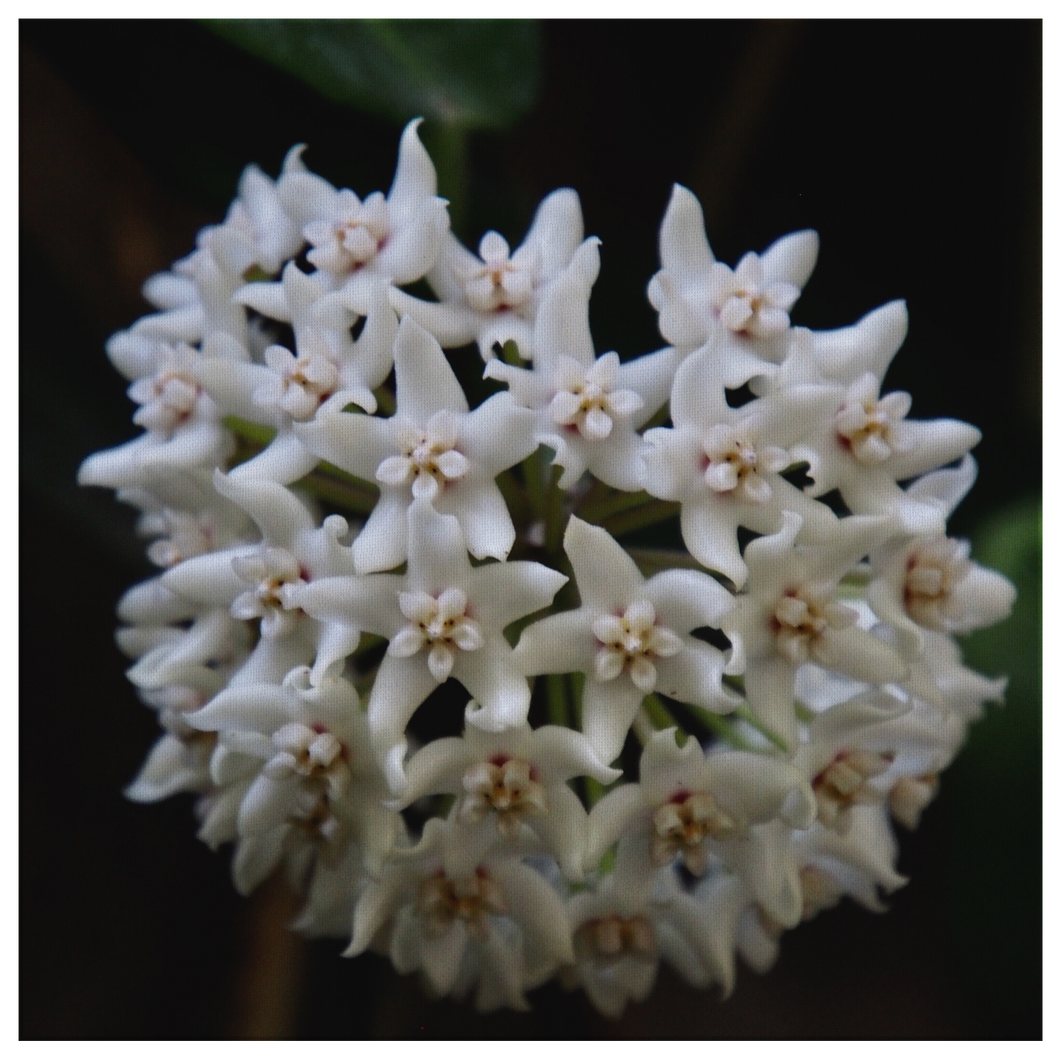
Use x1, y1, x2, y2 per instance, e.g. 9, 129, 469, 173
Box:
21, 19, 1041, 1039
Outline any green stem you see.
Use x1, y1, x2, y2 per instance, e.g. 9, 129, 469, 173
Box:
544, 464, 566, 558
578, 487, 654, 524
297, 471, 378, 514
602, 499, 680, 538
223, 416, 277, 447
572, 476, 612, 516
733, 705, 790, 753
500, 339, 526, 367
682, 703, 760, 752
372, 385, 396, 417
838, 577, 870, 601
522, 446, 547, 518
495, 467, 531, 530
584, 775, 608, 809
626, 547, 710, 576
422, 122, 468, 237
642, 693, 679, 731
544, 673, 570, 729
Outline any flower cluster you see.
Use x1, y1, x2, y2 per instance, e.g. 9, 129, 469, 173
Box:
81, 121, 1015, 1017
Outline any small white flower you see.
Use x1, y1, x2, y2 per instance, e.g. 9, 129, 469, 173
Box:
723, 511, 908, 748
279, 119, 450, 306
290, 500, 567, 791
486, 247, 679, 490
514, 517, 736, 765
346, 818, 574, 1011
298, 317, 537, 571
392, 188, 591, 360
648, 184, 818, 366
643, 339, 839, 586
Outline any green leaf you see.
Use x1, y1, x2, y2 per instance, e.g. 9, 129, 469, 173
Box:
205, 19, 541, 131
939, 497, 1041, 1026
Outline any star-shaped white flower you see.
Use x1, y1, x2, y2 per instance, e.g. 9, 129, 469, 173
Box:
722, 511, 908, 749
562, 867, 726, 1019
396, 717, 620, 878
77, 338, 233, 491
159, 473, 356, 688
643, 339, 840, 586
647, 184, 819, 369
347, 817, 574, 1011
278, 119, 449, 307
288, 500, 568, 791
296, 316, 537, 572
391, 188, 597, 361
188, 667, 401, 881
486, 248, 680, 490
588, 729, 814, 884
198, 149, 305, 277
513, 517, 737, 765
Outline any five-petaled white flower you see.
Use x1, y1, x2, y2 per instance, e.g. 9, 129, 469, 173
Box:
296, 317, 537, 572
514, 517, 737, 765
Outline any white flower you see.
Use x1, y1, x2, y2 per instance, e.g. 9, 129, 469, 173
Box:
513, 517, 736, 765
188, 667, 401, 882
278, 119, 449, 307
77, 339, 233, 491
648, 184, 818, 364
788, 364, 982, 534
486, 245, 679, 490
562, 868, 724, 1018
296, 317, 537, 571
586, 732, 813, 929
346, 818, 574, 1011
397, 718, 620, 878
722, 511, 908, 748
391, 188, 595, 360
868, 532, 1015, 655
289, 500, 567, 791
198, 150, 305, 276
159, 474, 356, 689
643, 339, 840, 586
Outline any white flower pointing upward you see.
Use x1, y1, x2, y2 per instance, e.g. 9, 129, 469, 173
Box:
513, 517, 737, 766
722, 511, 908, 750
156, 473, 357, 693
297, 317, 537, 572
391, 188, 594, 361
486, 246, 679, 490
648, 184, 818, 364
278, 119, 450, 306
289, 500, 567, 792
643, 338, 840, 587
194, 280, 399, 485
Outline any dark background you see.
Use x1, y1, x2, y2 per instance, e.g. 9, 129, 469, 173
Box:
21, 20, 1041, 1039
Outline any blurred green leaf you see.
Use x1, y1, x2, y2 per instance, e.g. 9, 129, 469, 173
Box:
205, 19, 540, 130
942, 496, 1041, 1030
